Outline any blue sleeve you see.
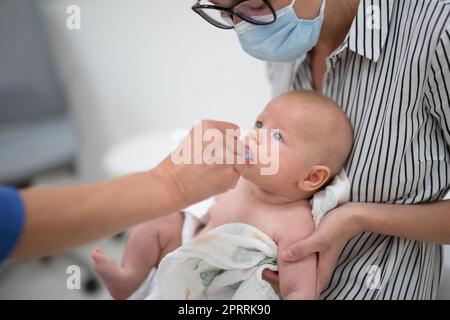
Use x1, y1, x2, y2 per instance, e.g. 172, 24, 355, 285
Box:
0, 186, 25, 264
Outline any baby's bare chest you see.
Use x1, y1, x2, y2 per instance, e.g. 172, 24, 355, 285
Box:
207, 192, 295, 241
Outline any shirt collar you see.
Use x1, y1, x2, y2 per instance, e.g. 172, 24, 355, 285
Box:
337, 0, 395, 62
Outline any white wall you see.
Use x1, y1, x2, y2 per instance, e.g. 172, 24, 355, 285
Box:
37, 0, 271, 180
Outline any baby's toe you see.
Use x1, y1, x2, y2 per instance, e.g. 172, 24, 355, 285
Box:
91, 248, 105, 263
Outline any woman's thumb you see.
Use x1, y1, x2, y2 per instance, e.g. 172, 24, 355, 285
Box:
281, 236, 323, 262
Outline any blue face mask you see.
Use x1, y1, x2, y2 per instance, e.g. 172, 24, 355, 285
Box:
235, 0, 326, 62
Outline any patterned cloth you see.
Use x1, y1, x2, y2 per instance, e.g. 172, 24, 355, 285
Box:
155, 223, 280, 300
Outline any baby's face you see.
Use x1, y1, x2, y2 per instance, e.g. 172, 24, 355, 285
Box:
241, 91, 353, 200
241, 96, 319, 197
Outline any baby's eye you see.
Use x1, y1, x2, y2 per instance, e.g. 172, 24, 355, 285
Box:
255, 120, 263, 129
273, 131, 283, 142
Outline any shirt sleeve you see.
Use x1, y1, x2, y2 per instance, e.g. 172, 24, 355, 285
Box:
0, 186, 25, 264
424, 22, 450, 145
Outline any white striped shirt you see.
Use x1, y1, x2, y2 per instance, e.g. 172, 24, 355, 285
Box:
268, 0, 450, 299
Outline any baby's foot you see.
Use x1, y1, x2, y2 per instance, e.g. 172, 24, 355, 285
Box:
91, 248, 135, 300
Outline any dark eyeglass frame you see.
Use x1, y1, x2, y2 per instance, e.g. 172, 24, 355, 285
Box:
191, 0, 277, 30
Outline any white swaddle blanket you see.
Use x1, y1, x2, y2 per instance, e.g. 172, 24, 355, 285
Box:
155, 223, 280, 300
310, 169, 350, 227
131, 169, 350, 300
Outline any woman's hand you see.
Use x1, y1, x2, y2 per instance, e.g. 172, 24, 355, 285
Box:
283, 203, 365, 294
263, 203, 365, 296
156, 120, 245, 208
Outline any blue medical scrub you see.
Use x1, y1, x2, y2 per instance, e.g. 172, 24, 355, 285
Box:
0, 186, 25, 264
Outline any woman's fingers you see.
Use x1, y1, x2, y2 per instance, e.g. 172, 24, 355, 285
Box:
281, 235, 325, 261
315, 245, 343, 295
316, 251, 329, 295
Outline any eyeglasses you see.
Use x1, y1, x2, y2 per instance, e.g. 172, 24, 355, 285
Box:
191, 0, 277, 30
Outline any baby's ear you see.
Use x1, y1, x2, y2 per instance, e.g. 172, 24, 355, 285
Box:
297, 165, 331, 193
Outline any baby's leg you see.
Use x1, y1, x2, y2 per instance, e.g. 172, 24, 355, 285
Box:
92, 211, 184, 300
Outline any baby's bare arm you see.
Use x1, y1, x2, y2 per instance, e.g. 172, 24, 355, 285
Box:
275, 208, 317, 300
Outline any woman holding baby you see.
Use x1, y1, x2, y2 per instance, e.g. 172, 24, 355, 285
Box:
191, 0, 450, 299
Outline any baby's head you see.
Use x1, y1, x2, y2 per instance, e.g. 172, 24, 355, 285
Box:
242, 90, 353, 201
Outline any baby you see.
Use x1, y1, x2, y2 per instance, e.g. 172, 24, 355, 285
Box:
91, 90, 353, 300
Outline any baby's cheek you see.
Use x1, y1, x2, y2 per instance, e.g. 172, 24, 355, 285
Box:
272, 145, 291, 165
263, 139, 281, 159
283, 154, 304, 175
257, 146, 277, 169
261, 152, 285, 178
